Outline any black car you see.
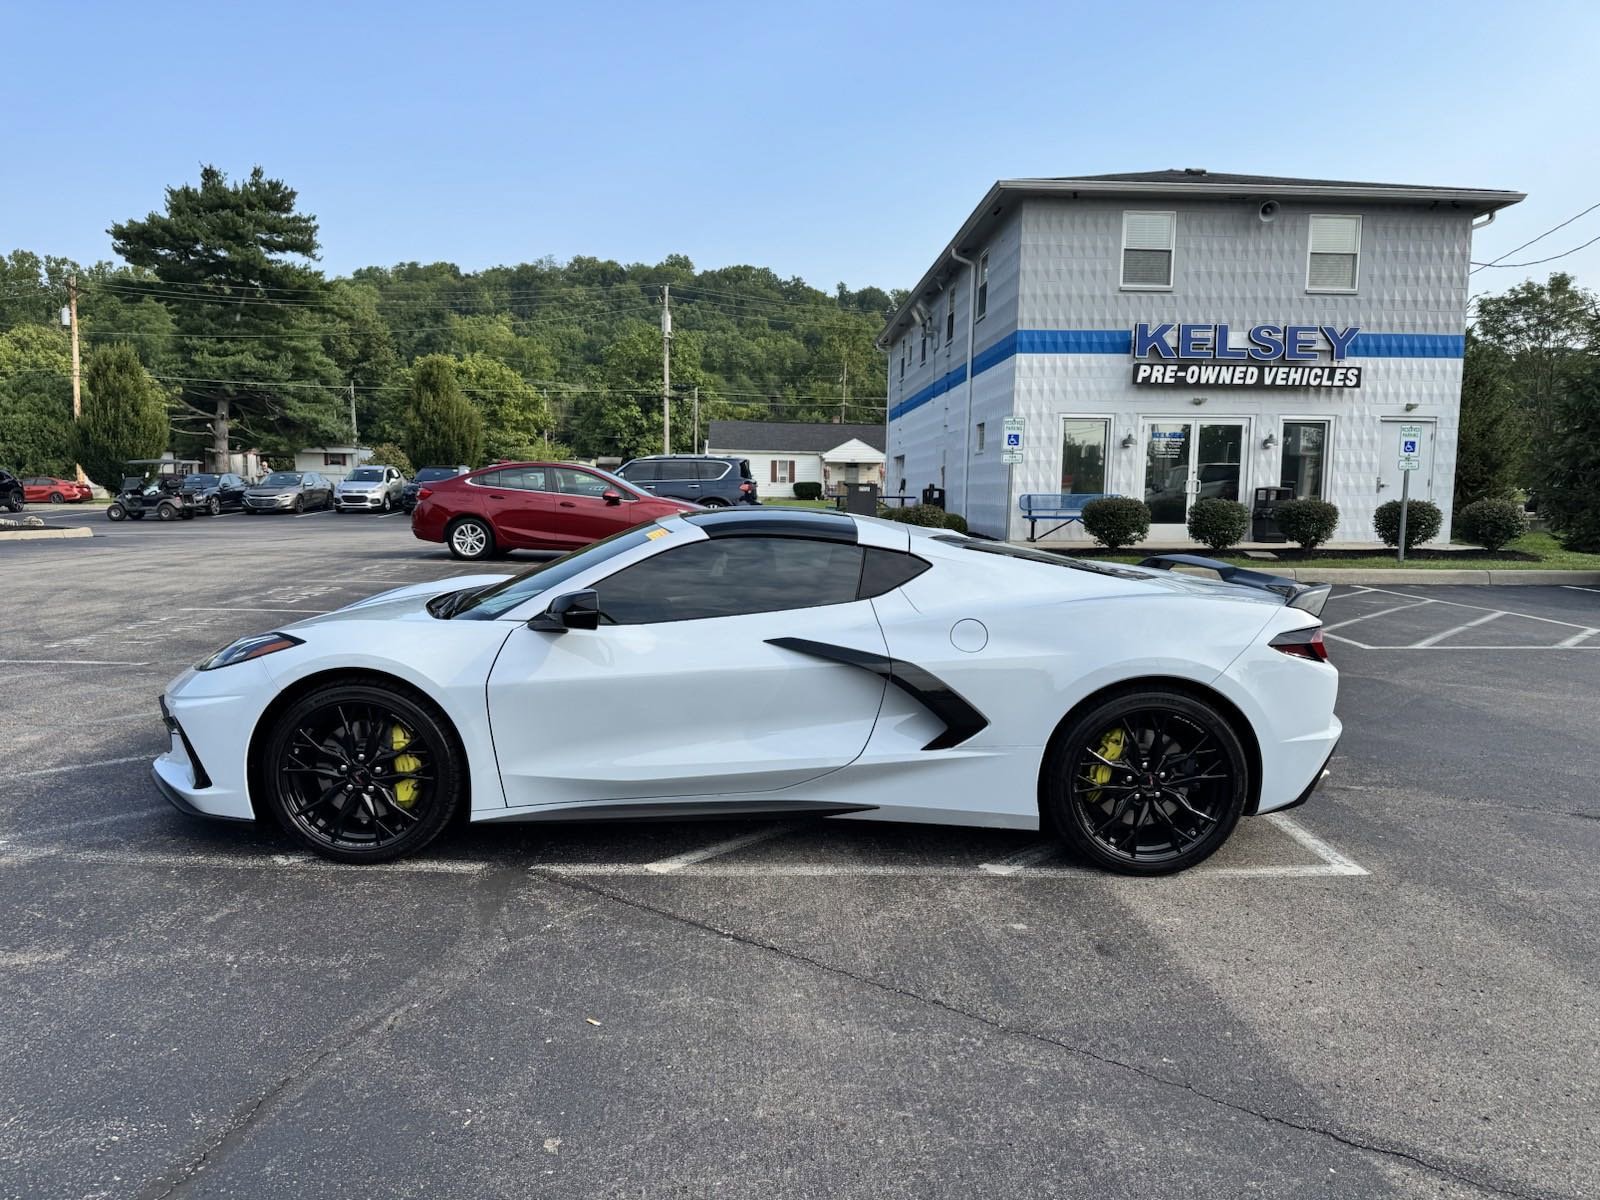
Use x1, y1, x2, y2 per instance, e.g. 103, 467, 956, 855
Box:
401, 465, 470, 512
616, 455, 758, 507
0, 468, 22, 513
179, 472, 249, 515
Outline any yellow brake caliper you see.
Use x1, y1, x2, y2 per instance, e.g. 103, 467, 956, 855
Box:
390, 723, 422, 808
1087, 727, 1127, 802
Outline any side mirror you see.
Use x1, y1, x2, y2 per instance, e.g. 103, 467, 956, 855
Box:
602, 489, 624, 506
528, 589, 600, 632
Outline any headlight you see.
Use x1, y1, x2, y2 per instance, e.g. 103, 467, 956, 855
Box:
198, 632, 304, 671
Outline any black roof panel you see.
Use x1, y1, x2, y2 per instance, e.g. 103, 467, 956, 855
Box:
685, 507, 858, 543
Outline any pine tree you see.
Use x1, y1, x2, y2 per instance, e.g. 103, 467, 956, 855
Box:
405, 356, 483, 467
76, 344, 169, 489
1454, 332, 1525, 510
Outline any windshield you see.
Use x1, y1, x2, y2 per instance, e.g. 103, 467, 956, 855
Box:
181, 474, 218, 489
446, 524, 662, 620
348, 468, 384, 481
414, 467, 456, 482
260, 472, 302, 487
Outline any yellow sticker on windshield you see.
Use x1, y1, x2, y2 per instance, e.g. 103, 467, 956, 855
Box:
646, 527, 670, 540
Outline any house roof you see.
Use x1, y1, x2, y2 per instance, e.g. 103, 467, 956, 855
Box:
707, 420, 886, 454
878, 169, 1526, 346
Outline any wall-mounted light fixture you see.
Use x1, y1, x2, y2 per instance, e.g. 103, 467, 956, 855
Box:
1404, 402, 1420, 411
1121, 432, 1137, 449
1190, 396, 1206, 406
1262, 433, 1278, 450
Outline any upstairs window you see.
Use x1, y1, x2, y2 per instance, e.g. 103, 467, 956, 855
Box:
1121, 211, 1175, 288
945, 292, 956, 342
1308, 215, 1361, 292
920, 331, 927, 364
975, 252, 989, 319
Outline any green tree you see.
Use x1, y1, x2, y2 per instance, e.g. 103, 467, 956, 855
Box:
363, 441, 414, 478
456, 354, 554, 461
404, 355, 482, 467
76, 343, 169, 489
1536, 361, 1600, 551
109, 166, 345, 469
0, 324, 74, 474
1454, 332, 1526, 510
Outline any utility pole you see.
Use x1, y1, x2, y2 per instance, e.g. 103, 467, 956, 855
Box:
348, 381, 358, 444
660, 285, 672, 453
67, 275, 85, 483
692, 385, 700, 453
840, 360, 848, 424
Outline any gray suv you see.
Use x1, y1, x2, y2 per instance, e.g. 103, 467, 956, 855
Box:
335, 464, 406, 512
617, 455, 757, 507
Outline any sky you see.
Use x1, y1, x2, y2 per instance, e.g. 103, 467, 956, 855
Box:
4, 0, 1599, 300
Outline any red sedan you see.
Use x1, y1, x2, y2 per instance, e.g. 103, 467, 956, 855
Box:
22, 476, 92, 504
412, 462, 702, 560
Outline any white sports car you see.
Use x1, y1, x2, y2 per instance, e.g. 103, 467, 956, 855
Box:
154, 509, 1340, 875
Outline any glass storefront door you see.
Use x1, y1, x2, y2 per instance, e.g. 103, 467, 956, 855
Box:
1141, 420, 1247, 538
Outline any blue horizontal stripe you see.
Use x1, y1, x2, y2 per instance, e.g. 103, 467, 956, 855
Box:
888, 327, 1461, 421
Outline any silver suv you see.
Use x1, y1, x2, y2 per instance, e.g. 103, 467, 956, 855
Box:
335, 465, 406, 513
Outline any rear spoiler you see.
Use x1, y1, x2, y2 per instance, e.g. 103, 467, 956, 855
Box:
1136, 553, 1331, 618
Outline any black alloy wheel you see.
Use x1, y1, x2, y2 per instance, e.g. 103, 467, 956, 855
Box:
207, 496, 221, 516
262, 683, 463, 863
1044, 689, 1248, 875
5, 489, 22, 513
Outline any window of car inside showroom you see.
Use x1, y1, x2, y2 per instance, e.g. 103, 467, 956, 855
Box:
878, 170, 1524, 546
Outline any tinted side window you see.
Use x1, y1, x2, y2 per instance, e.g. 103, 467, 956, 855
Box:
499, 467, 551, 492
595, 537, 865, 625
656, 461, 696, 482
471, 470, 503, 488
621, 461, 658, 482
696, 460, 730, 481
858, 548, 931, 598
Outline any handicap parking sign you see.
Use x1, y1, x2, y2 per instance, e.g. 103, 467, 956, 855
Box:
1005, 432, 1021, 448
1401, 437, 1419, 455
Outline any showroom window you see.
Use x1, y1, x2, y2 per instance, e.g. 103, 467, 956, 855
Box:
1061, 418, 1110, 493
1280, 420, 1329, 499
1121, 211, 1175, 288
594, 537, 866, 624
1307, 215, 1361, 292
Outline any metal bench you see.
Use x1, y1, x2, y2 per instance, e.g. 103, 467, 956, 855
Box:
1018, 493, 1117, 542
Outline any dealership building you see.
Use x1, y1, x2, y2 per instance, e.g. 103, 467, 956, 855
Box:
878, 170, 1523, 545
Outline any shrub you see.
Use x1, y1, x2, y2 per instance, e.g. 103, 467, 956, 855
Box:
1455, 497, 1528, 551
791, 480, 823, 501
1186, 498, 1250, 552
365, 441, 415, 479
1274, 498, 1340, 552
942, 511, 968, 534
1082, 497, 1150, 551
878, 503, 967, 532
1373, 498, 1443, 550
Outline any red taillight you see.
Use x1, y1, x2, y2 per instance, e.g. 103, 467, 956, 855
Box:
739, 481, 754, 492
417, 487, 433, 500
1270, 627, 1329, 663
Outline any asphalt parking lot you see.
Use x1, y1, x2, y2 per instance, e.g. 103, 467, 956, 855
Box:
2, 508, 1597, 1200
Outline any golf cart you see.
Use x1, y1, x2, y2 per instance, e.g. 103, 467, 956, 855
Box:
106, 459, 205, 523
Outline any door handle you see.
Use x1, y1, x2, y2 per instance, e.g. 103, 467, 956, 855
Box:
489, 494, 506, 500
559, 501, 577, 508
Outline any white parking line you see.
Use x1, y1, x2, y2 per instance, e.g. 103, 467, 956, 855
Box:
1560, 585, 1600, 594
1353, 586, 1595, 629
1411, 610, 1503, 648
1556, 628, 1599, 648
16, 755, 151, 779
643, 824, 797, 873
1321, 599, 1435, 633
978, 843, 1061, 875
0, 659, 152, 667
178, 606, 329, 614
1223, 814, 1368, 877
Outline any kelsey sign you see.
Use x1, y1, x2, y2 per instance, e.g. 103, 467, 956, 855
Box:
1131, 323, 1362, 389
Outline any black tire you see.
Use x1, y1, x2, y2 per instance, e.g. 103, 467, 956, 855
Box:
697, 497, 728, 508
293, 495, 305, 514
106, 503, 126, 522
1042, 688, 1248, 876
48, 492, 64, 504
446, 517, 495, 561
156, 501, 178, 522
207, 497, 221, 516
4, 489, 21, 513
260, 682, 464, 863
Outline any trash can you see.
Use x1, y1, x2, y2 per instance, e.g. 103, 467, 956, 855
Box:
1251, 486, 1294, 543
843, 482, 879, 516
920, 485, 946, 510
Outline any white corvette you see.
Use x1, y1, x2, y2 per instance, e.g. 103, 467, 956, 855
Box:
154, 509, 1340, 875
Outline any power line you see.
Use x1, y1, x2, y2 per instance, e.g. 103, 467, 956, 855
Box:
1469, 232, 1600, 270
1470, 199, 1600, 274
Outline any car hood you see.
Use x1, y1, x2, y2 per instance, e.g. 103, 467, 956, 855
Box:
284, 573, 514, 627
247, 485, 300, 496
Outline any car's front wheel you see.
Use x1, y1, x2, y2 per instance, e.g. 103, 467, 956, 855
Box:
261, 682, 463, 863
446, 517, 495, 561
293, 495, 305, 514
4, 489, 22, 513
207, 497, 221, 516
1043, 689, 1248, 876
156, 501, 178, 522
106, 503, 126, 522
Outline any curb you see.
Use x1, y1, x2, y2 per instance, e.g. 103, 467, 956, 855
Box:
0, 526, 94, 543
1238, 567, 1600, 586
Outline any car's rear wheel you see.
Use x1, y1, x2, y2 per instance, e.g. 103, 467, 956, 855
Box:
262, 683, 463, 863
156, 501, 178, 522
698, 497, 728, 508
1043, 689, 1247, 876
106, 503, 126, 522
446, 517, 495, 561
48, 492, 64, 504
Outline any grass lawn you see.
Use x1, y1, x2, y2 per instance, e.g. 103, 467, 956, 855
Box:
1096, 532, 1600, 572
